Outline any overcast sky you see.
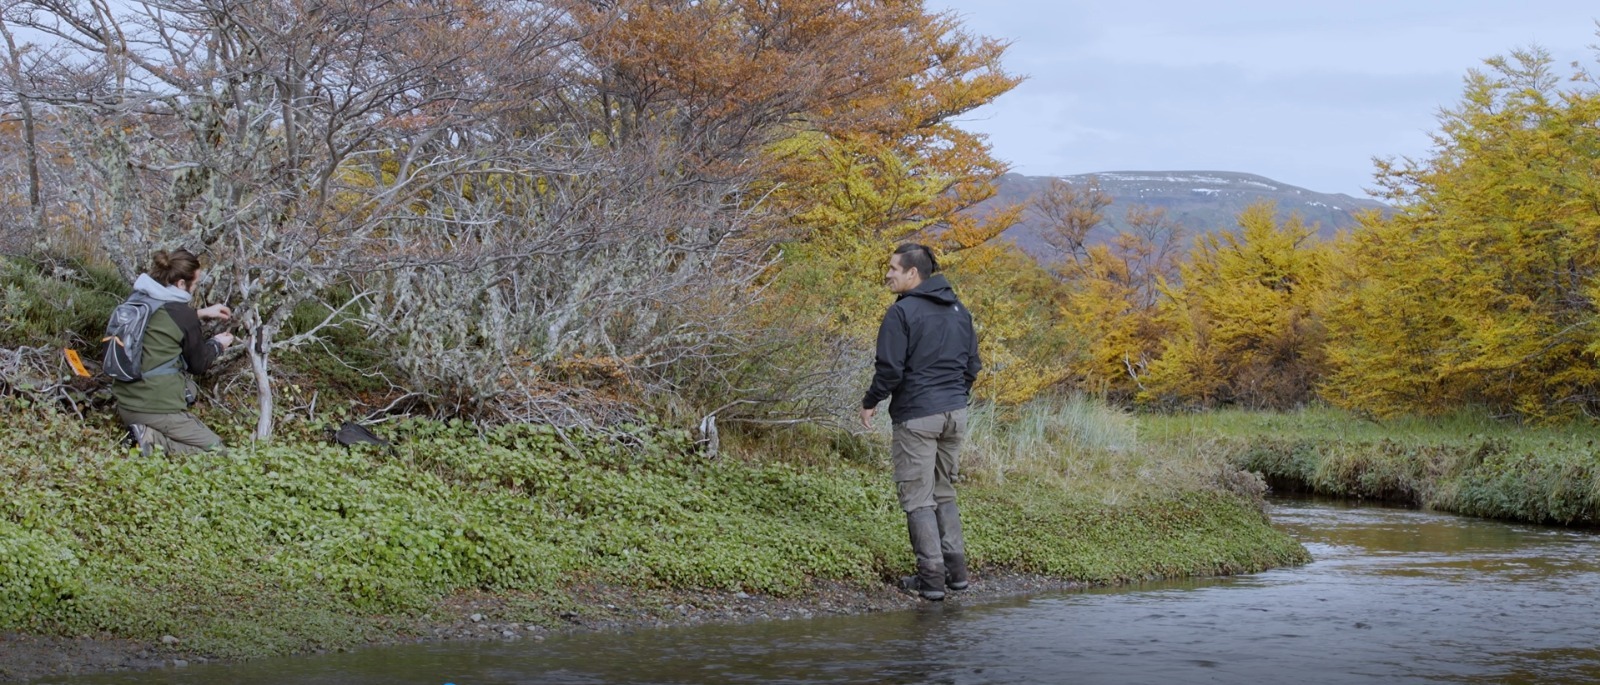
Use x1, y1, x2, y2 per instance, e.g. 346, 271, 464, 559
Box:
926, 1, 1599, 198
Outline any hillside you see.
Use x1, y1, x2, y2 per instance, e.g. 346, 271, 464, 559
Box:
979, 171, 1390, 259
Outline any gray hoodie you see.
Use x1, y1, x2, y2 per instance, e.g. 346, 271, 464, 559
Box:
131, 273, 194, 304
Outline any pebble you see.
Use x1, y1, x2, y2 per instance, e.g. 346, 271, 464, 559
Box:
469, 613, 485, 623
159, 635, 179, 646
501, 630, 516, 639
171, 659, 188, 668
734, 592, 750, 599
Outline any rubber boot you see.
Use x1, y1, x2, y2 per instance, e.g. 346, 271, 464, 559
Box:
936, 500, 969, 591
899, 506, 946, 601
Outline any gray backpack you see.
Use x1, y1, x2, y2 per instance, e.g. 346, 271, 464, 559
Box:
101, 294, 183, 382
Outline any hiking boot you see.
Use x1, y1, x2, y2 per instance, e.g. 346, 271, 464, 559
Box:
899, 573, 945, 601
902, 506, 946, 601
936, 501, 969, 590
124, 424, 151, 456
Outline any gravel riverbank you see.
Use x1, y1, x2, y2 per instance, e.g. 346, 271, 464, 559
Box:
0, 570, 1082, 682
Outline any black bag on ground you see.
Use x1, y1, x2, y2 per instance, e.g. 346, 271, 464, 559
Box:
333, 421, 391, 451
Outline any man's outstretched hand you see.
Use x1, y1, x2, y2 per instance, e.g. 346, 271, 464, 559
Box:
859, 407, 876, 430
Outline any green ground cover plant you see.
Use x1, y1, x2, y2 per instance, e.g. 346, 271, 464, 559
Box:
0, 248, 1308, 661
0, 398, 1306, 659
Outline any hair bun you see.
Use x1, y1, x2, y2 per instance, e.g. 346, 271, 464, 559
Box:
147, 249, 200, 286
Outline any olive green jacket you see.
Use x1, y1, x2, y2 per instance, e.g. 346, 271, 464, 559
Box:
110, 304, 222, 414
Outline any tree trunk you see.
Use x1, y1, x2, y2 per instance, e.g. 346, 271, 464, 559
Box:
0, 20, 42, 234
248, 322, 274, 440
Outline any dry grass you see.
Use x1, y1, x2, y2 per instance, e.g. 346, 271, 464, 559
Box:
962, 395, 1251, 505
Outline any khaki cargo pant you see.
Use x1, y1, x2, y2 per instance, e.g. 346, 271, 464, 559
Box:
891, 408, 967, 512
117, 408, 223, 455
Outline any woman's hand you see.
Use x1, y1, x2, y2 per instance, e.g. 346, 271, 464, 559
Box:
197, 303, 232, 322
213, 332, 235, 349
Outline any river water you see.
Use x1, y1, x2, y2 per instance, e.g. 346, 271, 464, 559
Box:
41, 498, 1600, 684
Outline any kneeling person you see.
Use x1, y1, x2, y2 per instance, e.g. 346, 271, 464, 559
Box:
112, 249, 235, 454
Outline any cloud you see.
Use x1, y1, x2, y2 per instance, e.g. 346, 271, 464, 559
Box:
929, 0, 1600, 196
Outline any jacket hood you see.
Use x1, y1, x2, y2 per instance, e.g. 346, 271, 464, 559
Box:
899, 274, 958, 306
131, 273, 193, 304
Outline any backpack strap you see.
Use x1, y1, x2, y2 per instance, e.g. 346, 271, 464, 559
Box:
143, 354, 186, 377
128, 296, 187, 378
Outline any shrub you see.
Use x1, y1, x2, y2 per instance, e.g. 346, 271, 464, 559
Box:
0, 253, 124, 348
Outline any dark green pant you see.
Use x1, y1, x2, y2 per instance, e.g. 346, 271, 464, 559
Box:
117, 407, 223, 455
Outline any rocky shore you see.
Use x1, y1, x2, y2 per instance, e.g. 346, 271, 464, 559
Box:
0, 570, 1081, 682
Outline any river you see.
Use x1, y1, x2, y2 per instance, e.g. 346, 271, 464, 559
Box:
39, 498, 1600, 684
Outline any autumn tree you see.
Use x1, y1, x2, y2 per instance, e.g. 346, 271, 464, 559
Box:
1140, 202, 1329, 409
0, 0, 589, 436
0, 0, 1034, 430
1027, 178, 1184, 401
567, 0, 1029, 417
944, 241, 1073, 403
765, 8, 1034, 410
525, 0, 1026, 423
1322, 48, 1600, 420
1060, 206, 1186, 400
759, 3, 1021, 252
1031, 176, 1112, 273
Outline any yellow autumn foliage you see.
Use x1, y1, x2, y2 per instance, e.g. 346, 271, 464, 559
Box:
944, 242, 1074, 404
1140, 202, 1330, 409
746, 12, 1078, 407
1322, 49, 1600, 421
761, 131, 1067, 404
1057, 244, 1158, 399
1046, 203, 1186, 402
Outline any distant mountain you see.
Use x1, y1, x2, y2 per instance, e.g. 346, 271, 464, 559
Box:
977, 171, 1390, 259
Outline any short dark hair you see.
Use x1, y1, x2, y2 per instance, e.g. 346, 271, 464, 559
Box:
893, 243, 938, 278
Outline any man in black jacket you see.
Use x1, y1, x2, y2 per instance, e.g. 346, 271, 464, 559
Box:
860, 243, 981, 601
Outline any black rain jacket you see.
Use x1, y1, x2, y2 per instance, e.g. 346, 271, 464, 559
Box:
861, 274, 981, 424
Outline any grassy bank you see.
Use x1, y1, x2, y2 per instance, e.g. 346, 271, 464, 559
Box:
1144, 407, 1600, 525
0, 398, 1306, 664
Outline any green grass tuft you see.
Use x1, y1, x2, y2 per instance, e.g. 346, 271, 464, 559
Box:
1147, 405, 1600, 525
0, 253, 125, 348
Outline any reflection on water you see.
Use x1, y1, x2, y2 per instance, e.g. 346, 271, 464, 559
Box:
40, 499, 1600, 685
